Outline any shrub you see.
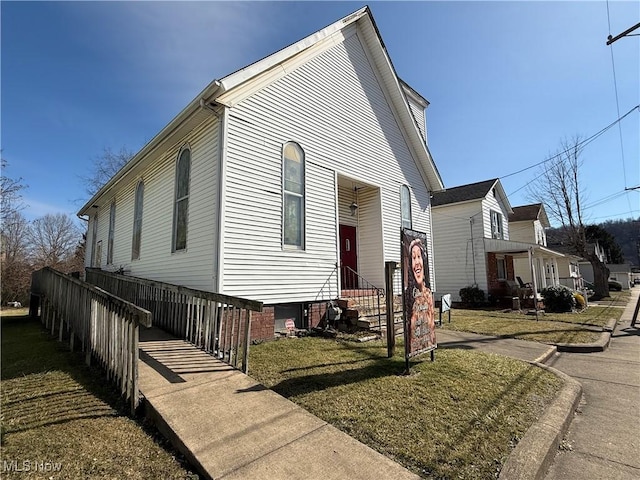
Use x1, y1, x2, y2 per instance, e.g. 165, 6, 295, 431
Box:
459, 286, 485, 307
574, 292, 586, 310
540, 285, 575, 312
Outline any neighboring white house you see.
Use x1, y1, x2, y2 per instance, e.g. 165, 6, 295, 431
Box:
508, 203, 583, 291
608, 263, 632, 289
577, 241, 608, 284
431, 180, 566, 304
77, 7, 444, 338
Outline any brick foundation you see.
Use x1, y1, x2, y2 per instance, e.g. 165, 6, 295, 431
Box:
248, 301, 330, 342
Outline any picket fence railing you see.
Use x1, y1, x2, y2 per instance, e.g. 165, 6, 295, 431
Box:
85, 268, 263, 373
30, 267, 151, 413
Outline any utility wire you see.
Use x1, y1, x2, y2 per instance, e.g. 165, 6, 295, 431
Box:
606, 0, 632, 213
500, 104, 639, 181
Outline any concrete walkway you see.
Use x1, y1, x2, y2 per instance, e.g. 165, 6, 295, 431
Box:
138, 328, 419, 480
543, 287, 640, 480
435, 328, 556, 364
138, 290, 638, 480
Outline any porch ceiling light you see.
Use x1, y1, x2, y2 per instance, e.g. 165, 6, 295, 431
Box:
350, 202, 359, 216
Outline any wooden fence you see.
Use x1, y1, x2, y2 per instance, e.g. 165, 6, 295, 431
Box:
30, 267, 151, 414
85, 268, 263, 373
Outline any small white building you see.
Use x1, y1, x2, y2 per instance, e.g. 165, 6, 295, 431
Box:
78, 7, 444, 338
509, 204, 583, 291
431, 180, 566, 304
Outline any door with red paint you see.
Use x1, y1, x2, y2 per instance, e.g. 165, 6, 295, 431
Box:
340, 224, 358, 289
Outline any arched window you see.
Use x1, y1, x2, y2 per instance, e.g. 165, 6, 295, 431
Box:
173, 147, 191, 252
91, 215, 99, 267
282, 142, 305, 248
400, 185, 412, 230
107, 201, 116, 264
132, 180, 144, 260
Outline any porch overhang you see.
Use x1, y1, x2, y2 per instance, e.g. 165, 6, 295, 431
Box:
483, 239, 566, 259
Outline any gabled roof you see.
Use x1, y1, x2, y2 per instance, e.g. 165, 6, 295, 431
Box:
79, 6, 443, 216
509, 203, 550, 227
431, 178, 510, 209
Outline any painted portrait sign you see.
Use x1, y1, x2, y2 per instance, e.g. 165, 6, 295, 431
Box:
401, 228, 436, 358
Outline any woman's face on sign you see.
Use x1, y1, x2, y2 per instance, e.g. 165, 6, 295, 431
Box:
411, 244, 424, 287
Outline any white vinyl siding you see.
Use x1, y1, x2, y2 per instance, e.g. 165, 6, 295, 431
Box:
483, 193, 509, 240
406, 99, 427, 143
432, 200, 487, 301
222, 27, 434, 302
86, 116, 219, 291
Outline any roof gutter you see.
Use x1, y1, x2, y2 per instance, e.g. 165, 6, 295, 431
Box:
78, 80, 224, 216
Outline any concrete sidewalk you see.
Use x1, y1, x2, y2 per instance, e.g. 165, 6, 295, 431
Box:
542, 287, 640, 480
138, 328, 419, 480
138, 291, 637, 480
435, 328, 556, 363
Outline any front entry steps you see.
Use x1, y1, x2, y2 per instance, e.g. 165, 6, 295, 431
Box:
334, 293, 403, 333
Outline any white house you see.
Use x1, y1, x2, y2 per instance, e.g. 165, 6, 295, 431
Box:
78, 7, 444, 338
431, 179, 566, 304
508, 204, 583, 291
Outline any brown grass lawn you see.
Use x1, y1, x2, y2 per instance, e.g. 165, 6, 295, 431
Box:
1, 312, 198, 480
249, 335, 562, 479
441, 295, 627, 344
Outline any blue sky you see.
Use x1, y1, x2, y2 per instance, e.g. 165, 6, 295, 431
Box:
2, 1, 639, 227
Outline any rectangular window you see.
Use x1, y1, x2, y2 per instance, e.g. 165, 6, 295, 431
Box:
91, 215, 98, 267
400, 185, 412, 230
107, 201, 116, 264
95, 240, 103, 268
497, 257, 506, 280
490, 210, 503, 239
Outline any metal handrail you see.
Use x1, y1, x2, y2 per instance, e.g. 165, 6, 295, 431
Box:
339, 265, 384, 331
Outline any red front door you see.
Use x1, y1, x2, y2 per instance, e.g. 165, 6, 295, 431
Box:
340, 224, 358, 289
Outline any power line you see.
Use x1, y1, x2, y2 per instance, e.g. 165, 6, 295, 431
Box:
499, 104, 639, 181
605, 0, 632, 213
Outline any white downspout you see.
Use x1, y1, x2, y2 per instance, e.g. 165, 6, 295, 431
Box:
215, 106, 229, 294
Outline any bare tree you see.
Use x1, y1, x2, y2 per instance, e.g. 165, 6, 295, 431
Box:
1, 158, 26, 224
529, 137, 610, 297
1, 211, 32, 304
28, 213, 82, 270
80, 146, 134, 198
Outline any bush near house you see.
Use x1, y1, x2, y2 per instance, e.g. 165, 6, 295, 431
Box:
459, 286, 485, 307
540, 285, 575, 313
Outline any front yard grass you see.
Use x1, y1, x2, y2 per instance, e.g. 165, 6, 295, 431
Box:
441, 296, 626, 344
1, 312, 197, 479
249, 336, 562, 479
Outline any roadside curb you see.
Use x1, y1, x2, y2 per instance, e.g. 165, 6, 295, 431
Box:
554, 317, 618, 353
499, 364, 583, 480
534, 345, 557, 364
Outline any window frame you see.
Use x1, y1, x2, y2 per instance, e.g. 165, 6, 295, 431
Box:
172, 146, 191, 253
107, 201, 116, 265
496, 256, 507, 280
282, 141, 305, 249
90, 214, 99, 267
490, 210, 503, 239
400, 184, 412, 230
132, 180, 144, 260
